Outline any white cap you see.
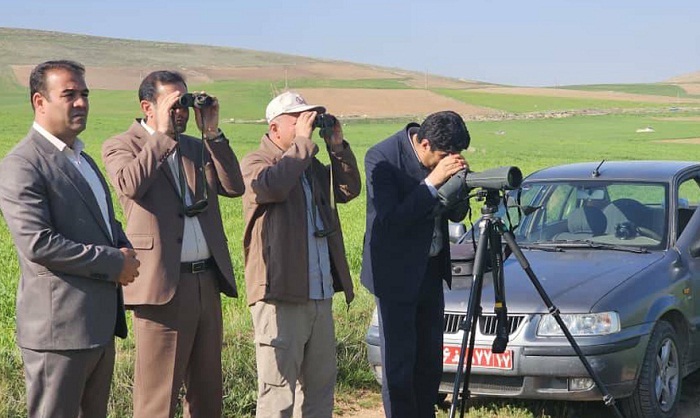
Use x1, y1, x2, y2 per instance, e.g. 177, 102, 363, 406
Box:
265, 91, 325, 123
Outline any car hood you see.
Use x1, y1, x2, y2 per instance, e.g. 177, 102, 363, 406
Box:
447, 249, 665, 313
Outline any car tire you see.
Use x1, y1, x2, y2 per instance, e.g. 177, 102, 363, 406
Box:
621, 321, 682, 418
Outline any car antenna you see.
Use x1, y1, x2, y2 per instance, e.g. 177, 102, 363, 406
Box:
592, 160, 605, 178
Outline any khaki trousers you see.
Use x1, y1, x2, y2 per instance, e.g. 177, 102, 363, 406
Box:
251, 299, 337, 418
21, 340, 115, 418
132, 269, 223, 418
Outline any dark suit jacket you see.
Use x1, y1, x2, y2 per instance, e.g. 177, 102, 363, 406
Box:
102, 120, 244, 305
0, 129, 129, 350
360, 124, 451, 302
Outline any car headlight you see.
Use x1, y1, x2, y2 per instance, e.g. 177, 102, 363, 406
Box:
537, 312, 620, 336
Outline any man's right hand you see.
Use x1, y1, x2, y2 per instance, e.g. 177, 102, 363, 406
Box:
155, 91, 182, 136
427, 154, 468, 188
295, 111, 317, 140
117, 248, 140, 286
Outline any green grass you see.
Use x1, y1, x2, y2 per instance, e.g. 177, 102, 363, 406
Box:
2, 85, 700, 417
558, 83, 695, 98
435, 88, 679, 113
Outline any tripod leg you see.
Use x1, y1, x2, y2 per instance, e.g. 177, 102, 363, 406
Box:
448, 219, 489, 418
500, 228, 625, 418
459, 301, 481, 418
489, 227, 509, 354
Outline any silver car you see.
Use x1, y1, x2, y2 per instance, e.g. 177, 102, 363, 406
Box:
366, 161, 700, 418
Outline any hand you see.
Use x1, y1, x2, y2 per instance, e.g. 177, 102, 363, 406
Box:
322, 115, 344, 152
295, 111, 316, 140
193, 91, 220, 137
117, 248, 140, 287
427, 154, 468, 188
154, 90, 182, 136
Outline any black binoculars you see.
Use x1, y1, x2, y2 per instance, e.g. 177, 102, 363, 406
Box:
178, 93, 214, 109
313, 113, 336, 130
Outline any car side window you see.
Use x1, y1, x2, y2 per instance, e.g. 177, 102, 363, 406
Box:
677, 178, 700, 237
607, 184, 665, 205
544, 185, 575, 224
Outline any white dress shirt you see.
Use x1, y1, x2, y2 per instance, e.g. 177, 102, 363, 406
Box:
33, 122, 113, 241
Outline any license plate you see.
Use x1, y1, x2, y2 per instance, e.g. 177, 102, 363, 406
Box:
443, 345, 514, 370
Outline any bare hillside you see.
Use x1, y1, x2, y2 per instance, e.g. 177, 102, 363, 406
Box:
0, 27, 490, 91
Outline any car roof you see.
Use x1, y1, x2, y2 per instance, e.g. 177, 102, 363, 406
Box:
525, 160, 700, 183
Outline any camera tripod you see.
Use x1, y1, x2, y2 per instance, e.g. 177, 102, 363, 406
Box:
448, 190, 624, 418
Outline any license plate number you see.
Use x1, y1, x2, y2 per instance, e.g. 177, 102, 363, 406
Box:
443, 345, 513, 370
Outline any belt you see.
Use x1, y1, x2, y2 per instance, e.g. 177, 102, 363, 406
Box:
180, 257, 215, 274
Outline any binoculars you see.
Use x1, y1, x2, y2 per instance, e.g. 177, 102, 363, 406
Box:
178, 93, 214, 109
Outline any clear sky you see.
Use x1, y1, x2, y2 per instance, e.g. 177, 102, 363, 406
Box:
2, 0, 698, 86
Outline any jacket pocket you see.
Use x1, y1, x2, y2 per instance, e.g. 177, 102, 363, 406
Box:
129, 235, 154, 250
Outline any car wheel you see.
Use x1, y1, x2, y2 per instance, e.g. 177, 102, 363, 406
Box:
621, 321, 682, 418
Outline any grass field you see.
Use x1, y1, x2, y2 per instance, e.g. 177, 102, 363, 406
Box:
558, 83, 696, 98
1, 78, 700, 417
435, 88, 676, 113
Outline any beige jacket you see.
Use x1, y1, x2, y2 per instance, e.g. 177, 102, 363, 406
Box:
241, 134, 361, 305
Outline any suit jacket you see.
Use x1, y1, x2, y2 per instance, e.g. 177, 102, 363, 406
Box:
102, 120, 244, 305
0, 129, 129, 350
360, 124, 451, 302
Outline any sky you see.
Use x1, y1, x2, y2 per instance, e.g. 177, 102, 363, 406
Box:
2, 0, 699, 87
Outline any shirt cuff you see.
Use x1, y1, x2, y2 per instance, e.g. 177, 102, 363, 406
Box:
424, 178, 438, 198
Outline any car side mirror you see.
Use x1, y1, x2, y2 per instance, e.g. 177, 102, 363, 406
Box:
690, 241, 700, 258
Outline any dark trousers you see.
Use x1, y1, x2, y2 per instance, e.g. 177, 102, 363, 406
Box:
377, 260, 445, 418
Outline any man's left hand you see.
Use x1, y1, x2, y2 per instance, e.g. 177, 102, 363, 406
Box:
194, 91, 220, 138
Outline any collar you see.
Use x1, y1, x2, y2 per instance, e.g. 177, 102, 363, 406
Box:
32, 121, 85, 154
259, 133, 286, 158
405, 124, 427, 170
140, 119, 156, 135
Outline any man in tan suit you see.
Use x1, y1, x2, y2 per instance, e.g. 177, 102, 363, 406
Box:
0, 60, 140, 418
102, 70, 244, 418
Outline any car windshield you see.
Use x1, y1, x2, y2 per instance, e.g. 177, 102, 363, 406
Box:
506, 181, 668, 249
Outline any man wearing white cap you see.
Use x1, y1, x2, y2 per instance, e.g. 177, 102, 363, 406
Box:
241, 91, 361, 417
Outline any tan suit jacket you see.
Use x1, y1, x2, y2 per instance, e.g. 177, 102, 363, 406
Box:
0, 129, 129, 350
102, 120, 243, 305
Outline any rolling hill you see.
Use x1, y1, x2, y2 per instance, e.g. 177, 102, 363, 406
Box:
2, 27, 699, 120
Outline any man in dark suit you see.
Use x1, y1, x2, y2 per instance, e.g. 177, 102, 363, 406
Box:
361, 111, 470, 418
102, 70, 244, 418
0, 60, 140, 418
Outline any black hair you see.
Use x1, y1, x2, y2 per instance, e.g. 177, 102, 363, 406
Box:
138, 70, 188, 102
417, 110, 470, 153
29, 60, 85, 110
